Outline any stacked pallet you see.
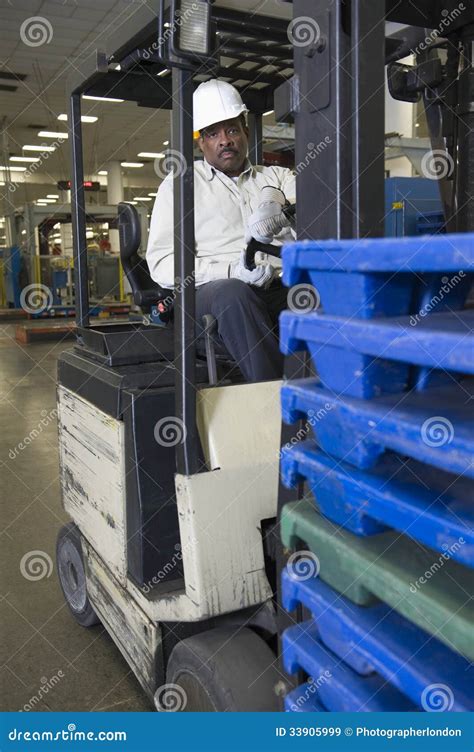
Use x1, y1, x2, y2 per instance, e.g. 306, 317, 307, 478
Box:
279, 233, 474, 713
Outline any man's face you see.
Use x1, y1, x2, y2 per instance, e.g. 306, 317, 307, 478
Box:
198, 116, 249, 176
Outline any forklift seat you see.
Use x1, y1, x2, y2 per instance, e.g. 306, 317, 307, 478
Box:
118, 202, 172, 314
118, 202, 239, 383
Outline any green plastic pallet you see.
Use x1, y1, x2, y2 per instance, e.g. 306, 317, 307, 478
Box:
281, 500, 474, 660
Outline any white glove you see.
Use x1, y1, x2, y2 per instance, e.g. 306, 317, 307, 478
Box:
229, 248, 275, 288
247, 186, 291, 243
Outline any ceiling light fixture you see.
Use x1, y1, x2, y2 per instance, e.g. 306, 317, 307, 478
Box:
83, 95, 124, 103
121, 162, 144, 168
57, 114, 98, 123
23, 144, 56, 152
38, 131, 68, 139
137, 152, 165, 158
10, 156, 40, 163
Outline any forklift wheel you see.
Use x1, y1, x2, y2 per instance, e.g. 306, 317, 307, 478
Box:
56, 523, 100, 628
162, 627, 280, 712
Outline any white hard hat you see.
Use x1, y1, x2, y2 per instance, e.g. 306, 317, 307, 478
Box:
193, 79, 248, 134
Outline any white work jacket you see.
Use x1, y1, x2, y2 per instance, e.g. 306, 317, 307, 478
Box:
146, 158, 296, 289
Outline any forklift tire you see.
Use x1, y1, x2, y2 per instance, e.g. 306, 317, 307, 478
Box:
56, 523, 100, 628
162, 627, 280, 712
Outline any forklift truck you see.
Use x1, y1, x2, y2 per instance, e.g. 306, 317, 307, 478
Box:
55, 1, 294, 711
56, 0, 474, 711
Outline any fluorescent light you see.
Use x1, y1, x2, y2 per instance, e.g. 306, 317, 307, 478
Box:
21, 229, 27, 235
133, 196, 152, 201
121, 162, 144, 168
0, 166, 27, 172
129, 201, 138, 205
41, 199, 57, 203
157, 69, 169, 77
10, 156, 40, 163
38, 131, 68, 139
98, 170, 108, 175
163, 140, 169, 146
263, 110, 274, 117
148, 192, 158, 197
83, 95, 124, 103
23, 144, 56, 152
137, 152, 165, 158
57, 114, 98, 123
47, 194, 59, 199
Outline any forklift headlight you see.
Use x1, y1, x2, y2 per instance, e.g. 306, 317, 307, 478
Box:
177, 0, 211, 56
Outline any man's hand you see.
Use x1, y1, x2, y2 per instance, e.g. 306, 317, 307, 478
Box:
229, 248, 275, 288
247, 186, 291, 243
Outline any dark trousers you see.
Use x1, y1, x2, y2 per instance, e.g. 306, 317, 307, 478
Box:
195, 278, 288, 382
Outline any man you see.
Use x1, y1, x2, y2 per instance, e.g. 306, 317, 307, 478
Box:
147, 79, 295, 382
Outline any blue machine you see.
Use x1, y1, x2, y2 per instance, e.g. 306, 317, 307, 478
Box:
384, 177, 444, 237
4, 246, 22, 309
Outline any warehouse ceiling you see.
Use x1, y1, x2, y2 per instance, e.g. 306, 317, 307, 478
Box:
0, 0, 292, 209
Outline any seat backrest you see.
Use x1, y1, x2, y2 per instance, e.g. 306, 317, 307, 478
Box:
117, 202, 170, 309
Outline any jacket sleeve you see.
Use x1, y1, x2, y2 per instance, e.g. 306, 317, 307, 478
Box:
146, 176, 231, 289
279, 167, 296, 204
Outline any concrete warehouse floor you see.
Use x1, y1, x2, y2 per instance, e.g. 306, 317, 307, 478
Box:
0, 324, 150, 712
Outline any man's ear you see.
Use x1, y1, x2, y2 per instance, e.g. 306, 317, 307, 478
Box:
197, 136, 204, 154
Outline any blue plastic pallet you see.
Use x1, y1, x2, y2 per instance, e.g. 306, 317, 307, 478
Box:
281, 378, 474, 477
280, 440, 474, 565
282, 570, 474, 712
282, 621, 418, 712
284, 683, 327, 712
282, 234, 473, 318
280, 309, 474, 398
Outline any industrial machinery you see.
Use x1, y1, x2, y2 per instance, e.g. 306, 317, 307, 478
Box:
3, 203, 147, 313
55, 0, 474, 712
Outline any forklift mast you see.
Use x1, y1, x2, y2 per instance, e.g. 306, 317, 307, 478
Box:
66, 0, 293, 476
